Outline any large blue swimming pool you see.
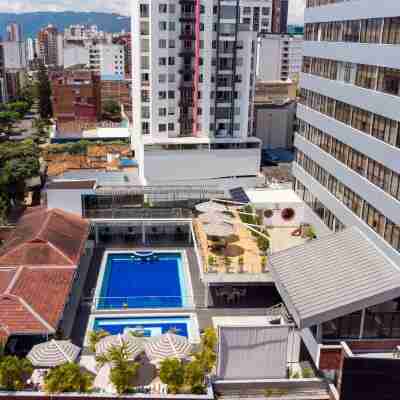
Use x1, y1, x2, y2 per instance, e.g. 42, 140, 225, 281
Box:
93, 315, 190, 338
98, 252, 188, 309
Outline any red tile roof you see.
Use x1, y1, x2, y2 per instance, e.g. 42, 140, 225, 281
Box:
0, 208, 89, 342
11, 267, 75, 330
0, 208, 90, 267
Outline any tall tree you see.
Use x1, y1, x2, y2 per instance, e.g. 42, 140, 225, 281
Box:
37, 64, 53, 119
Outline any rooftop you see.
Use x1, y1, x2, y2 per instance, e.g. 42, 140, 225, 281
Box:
245, 188, 303, 206
0, 208, 89, 267
269, 227, 400, 329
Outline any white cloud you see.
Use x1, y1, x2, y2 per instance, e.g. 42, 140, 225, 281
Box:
0, 0, 305, 24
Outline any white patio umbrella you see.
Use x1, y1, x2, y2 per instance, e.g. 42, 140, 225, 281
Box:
95, 333, 144, 361
198, 211, 233, 224
93, 363, 116, 394
202, 221, 235, 238
144, 333, 192, 365
195, 201, 227, 213
27, 340, 80, 368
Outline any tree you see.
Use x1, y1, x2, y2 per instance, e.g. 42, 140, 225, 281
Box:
96, 343, 139, 395
0, 356, 33, 391
184, 360, 205, 394
159, 358, 185, 394
37, 64, 53, 119
44, 362, 93, 393
7, 101, 30, 117
102, 100, 121, 120
88, 330, 109, 353
193, 328, 217, 374
0, 111, 21, 136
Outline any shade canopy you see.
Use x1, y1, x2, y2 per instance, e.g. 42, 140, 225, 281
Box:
95, 333, 144, 360
202, 221, 235, 238
195, 201, 227, 213
198, 211, 233, 225
27, 339, 80, 367
144, 333, 192, 365
269, 227, 400, 329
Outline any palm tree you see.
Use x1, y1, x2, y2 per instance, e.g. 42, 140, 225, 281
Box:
88, 330, 109, 353
96, 342, 139, 395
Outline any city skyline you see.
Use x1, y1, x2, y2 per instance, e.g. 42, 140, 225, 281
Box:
0, 0, 305, 24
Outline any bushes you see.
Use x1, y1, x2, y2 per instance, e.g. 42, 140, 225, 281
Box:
0, 356, 33, 391
44, 362, 93, 393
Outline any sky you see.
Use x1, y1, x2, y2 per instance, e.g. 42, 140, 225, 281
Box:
0, 0, 305, 24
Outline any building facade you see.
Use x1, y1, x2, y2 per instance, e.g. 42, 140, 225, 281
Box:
6, 23, 22, 42
271, 0, 288, 34
131, 0, 257, 140
295, 0, 400, 265
239, 0, 273, 34
258, 33, 303, 82
89, 43, 125, 79
38, 25, 59, 66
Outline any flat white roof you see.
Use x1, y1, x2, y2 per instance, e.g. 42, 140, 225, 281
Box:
143, 135, 261, 145
82, 127, 130, 139
245, 188, 303, 206
212, 316, 281, 328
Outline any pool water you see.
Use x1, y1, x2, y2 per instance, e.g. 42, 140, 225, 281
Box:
94, 316, 190, 338
98, 252, 187, 309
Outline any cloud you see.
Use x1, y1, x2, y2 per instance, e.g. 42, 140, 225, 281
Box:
0, 0, 305, 24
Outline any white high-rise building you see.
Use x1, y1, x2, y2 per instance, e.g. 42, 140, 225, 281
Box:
26, 38, 35, 61
88, 43, 125, 79
131, 0, 261, 189
239, 0, 273, 34
0, 41, 26, 69
295, 0, 400, 265
258, 33, 303, 81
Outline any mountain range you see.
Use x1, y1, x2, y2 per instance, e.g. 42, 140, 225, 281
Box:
0, 11, 130, 39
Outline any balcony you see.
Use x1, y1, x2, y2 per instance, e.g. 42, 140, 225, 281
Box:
179, 13, 195, 22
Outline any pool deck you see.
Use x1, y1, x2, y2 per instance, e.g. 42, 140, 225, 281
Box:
71, 245, 272, 348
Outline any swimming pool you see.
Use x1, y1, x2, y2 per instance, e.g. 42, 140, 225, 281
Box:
87, 314, 201, 344
96, 251, 191, 309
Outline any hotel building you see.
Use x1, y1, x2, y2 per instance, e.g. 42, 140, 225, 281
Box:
294, 0, 400, 265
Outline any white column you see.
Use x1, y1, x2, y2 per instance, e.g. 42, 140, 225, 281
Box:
359, 308, 366, 339
142, 222, 146, 245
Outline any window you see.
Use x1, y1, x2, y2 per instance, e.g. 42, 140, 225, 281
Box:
261, 7, 270, 15
158, 91, 167, 99
159, 57, 166, 66
168, 56, 175, 65
141, 90, 149, 102
159, 74, 166, 83
142, 121, 150, 134
168, 123, 174, 131
159, 21, 167, 31
355, 64, 377, 89
159, 4, 167, 13
159, 39, 166, 48
141, 106, 150, 118
140, 55, 149, 69
159, 108, 167, 116
168, 90, 175, 99
168, 73, 175, 83
169, 4, 175, 13
141, 73, 149, 83
140, 4, 149, 17
169, 21, 176, 31
243, 6, 251, 14
159, 124, 167, 132
377, 67, 400, 96
243, 17, 251, 25
140, 21, 149, 35
382, 17, 400, 44
168, 106, 175, 115
168, 39, 175, 48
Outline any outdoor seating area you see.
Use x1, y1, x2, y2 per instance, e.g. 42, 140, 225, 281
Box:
14, 329, 216, 396
193, 201, 265, 274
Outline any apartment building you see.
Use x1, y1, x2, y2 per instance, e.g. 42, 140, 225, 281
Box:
239, 0, 273, 34
258, 33, 303, 81
38, 25, 59, 66
131, 0, 261, 188
88, 43, 125, 79
6, 23, 22, 42
295, 0, 400, 265
271, 0, 288, 34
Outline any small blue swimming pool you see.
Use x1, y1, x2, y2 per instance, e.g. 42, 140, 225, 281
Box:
93, 315, 191, 338
97, 252, 188, 309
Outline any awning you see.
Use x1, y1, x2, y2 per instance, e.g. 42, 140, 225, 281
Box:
268, 227, 400, 329
95, 333, 144, 360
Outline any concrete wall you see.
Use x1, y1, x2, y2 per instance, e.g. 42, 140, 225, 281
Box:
63, 46, 89, 68
254, 102, 296, 149
143, 147, 261, 188
46, 188, 95, 217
